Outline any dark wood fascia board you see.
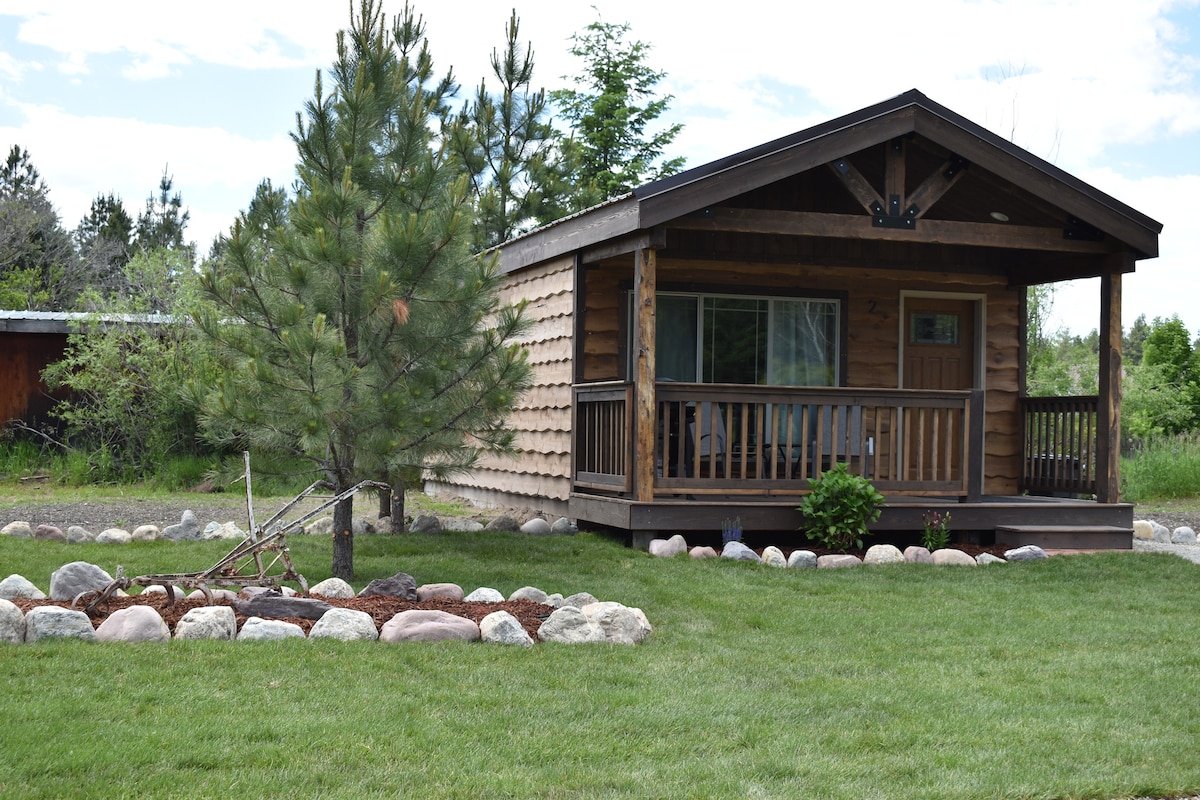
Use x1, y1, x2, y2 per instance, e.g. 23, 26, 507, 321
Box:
0, 319, 70, 334
498, 197, 640, 274
912, 110, 1161, 257
671, 207, 1118, 255
1007, 251, 1139, 287
637, 110, 918, 229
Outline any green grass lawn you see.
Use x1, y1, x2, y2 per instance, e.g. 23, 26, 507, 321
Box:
2, 529, 1199, 799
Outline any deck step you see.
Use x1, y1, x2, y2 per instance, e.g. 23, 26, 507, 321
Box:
995, 525, 1132, 550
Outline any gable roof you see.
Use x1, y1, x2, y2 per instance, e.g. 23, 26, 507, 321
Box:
500, 89, 1161, 274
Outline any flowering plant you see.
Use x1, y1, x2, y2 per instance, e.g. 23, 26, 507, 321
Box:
921, 510, 952, 551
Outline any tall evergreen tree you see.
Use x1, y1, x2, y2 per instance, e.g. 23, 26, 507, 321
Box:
0, 145, 75, 310
550, 13, 685, 205
70, 192, 135, 303
194, 0, 532, 580
135, 169, 191, 256
452, 11, 569, 249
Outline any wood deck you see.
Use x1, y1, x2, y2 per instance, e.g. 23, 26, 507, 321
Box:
569, 492, 1134, 550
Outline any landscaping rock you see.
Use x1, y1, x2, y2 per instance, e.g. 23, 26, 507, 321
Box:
308, 517, 377, 536
162, 510, 202, 541
464, 587, 504, 603
66, 525, 94, 543
1133, 519, 1171, 543
358, 572, 417, 601
130, 524, 160, 542
142, 584, 187, 600
308, 608, 379, 641
551, 517, 578, 534
1004, 545, 1049, 562
480, 610, 534, 646
976, 553, 1007, 565
0, 598, 25, 643
485, 514, 520, 532
186, 588, 239, 602
864, 544, 905, 565
649, 534, 687, 557
0, 574, 45, 600
202, 521, 245, 541
174, 606, 236, 640
1171, 526, 1197, 544
721, 541, 760, 562
520, 518, 552, 536
761, 545, 787, 567
409, 514, 442, 533
34, 524, 65, 541
416, 582, 464, 602
441, 518, 484, 532
310, 577, 356, 599
582, 602, 652, 644
1, 521, 33, 538
238, 616, 306, 641
379, 610, 480, 642
95, 606, 171, 643
563, 592, 599, 609
509, 585, 550, 604
537, 606, 605, 643
817, 554, 862, 569
787, 550, 817, 568
546, 593, 564, 608
48, 561, 114, 602
234, 594, 332, 621
24, 606, 95, 642
689, 546, 718, 559
96, 528, 132, 545
904, 546, 934, 564
932, 548, 977, 566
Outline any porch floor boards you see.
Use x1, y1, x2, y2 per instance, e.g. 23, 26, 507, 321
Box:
569, 492, 1134, 550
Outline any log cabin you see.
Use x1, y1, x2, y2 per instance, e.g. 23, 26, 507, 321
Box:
426, 89, 1162, 549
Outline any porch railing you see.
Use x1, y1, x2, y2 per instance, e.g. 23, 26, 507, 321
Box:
573, 382, 984, 498
1019, 395, 1098, 496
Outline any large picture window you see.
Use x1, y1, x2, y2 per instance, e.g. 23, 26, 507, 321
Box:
638, 291, 840, 386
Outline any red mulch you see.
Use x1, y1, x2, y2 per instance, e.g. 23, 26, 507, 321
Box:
9, 594, 555, 641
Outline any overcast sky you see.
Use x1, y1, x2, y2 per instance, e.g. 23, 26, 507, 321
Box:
2, 0, 1198, 337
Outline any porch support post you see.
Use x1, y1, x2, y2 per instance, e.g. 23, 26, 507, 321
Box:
1097, 271, 1123, 503
633, 247, 657, 503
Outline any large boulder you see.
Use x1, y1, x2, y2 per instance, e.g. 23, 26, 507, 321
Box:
537, 606, 605, 643
761, 546, 787, 568
95, 606, 170, 643
379, 610, 480, 643
48, 561, 114, 602
234, 594, 332, 621
237, 617, 306, 641
161, 510, 202, 541
24, 606, 95, 642
508, 586, 550, 604
1003, 545, 1049, 562
310, 577, 356, 599
34, 524, 65, 542
480, 611, 534, 646
66, 526, 94, 543
358, 572, 417, 601
408, 515, 442, 533
416, 583, 464, 602
1133, 520, 1171, 543
864, 544, 905, 565
721, 541, 760, 562
0, 598, 26, 643
904, 546, 934, 564
202, 521, 245, 541
464, 587, 504, 603
582, 602, 652, 645
689, 546, 718, 559
1172, 526, 1198, 545
130, 525, 160, 542
1, 521, 33, 538
932, 549, 977, 566
649, 534, 687, 557
485, 514, 521, 531
976, 553, 1007, 566
817, 554, 862, 569
95, 528, 132, 545
551, 517, 578, 535
787, 550, 817, 568
0, 574, 45, 600
441, 518, 484, 532
174, 606, 237, 640
309, 608, 379, 642
520, 518, 553, 536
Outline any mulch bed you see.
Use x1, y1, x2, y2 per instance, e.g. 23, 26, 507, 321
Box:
10, 594, 555, 640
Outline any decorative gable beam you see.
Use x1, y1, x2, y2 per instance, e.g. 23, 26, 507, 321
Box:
827, 158, 883, 214
673, 207, 1117, 254
904, 156, 968, 219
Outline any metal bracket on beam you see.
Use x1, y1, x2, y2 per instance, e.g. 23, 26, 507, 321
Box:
873, 214, 917, 230
1063, 216, 1104, 242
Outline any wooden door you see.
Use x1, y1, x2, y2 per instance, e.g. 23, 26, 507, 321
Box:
903, 298, 976, 482
905, 298, 976, 390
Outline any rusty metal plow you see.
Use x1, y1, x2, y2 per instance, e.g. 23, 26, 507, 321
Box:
73, 453, 389, 613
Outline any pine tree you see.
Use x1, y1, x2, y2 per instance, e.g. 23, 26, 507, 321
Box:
135, 169, 191, 256
194, 0, 532, 580
452, 11, 569, 249
0, 146, 75, 310
70, 192, 135, 303
550, 13, 685, 204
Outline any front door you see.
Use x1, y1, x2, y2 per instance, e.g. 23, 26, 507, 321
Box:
903, 297, 978, 482
904, 298, 976, 390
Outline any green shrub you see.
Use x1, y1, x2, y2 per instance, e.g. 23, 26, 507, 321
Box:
1122, 432, 1200, 502
798, 462, 885, 550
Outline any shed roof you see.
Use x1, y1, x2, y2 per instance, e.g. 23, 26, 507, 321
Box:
499, 89, 1161, 274
0, 310, 173, 334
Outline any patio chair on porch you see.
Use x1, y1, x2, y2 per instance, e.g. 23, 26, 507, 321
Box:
689, 401, 727, 477
763, 404, 873, 479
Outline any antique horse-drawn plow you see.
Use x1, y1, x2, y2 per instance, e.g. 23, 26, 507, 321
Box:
73, 454, 387, 612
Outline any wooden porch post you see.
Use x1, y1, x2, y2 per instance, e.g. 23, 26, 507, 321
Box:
1097, 272, 1122, 503
633, 247, 657, 503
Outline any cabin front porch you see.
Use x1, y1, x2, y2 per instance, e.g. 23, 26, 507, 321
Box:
569, 382, 1132, 549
